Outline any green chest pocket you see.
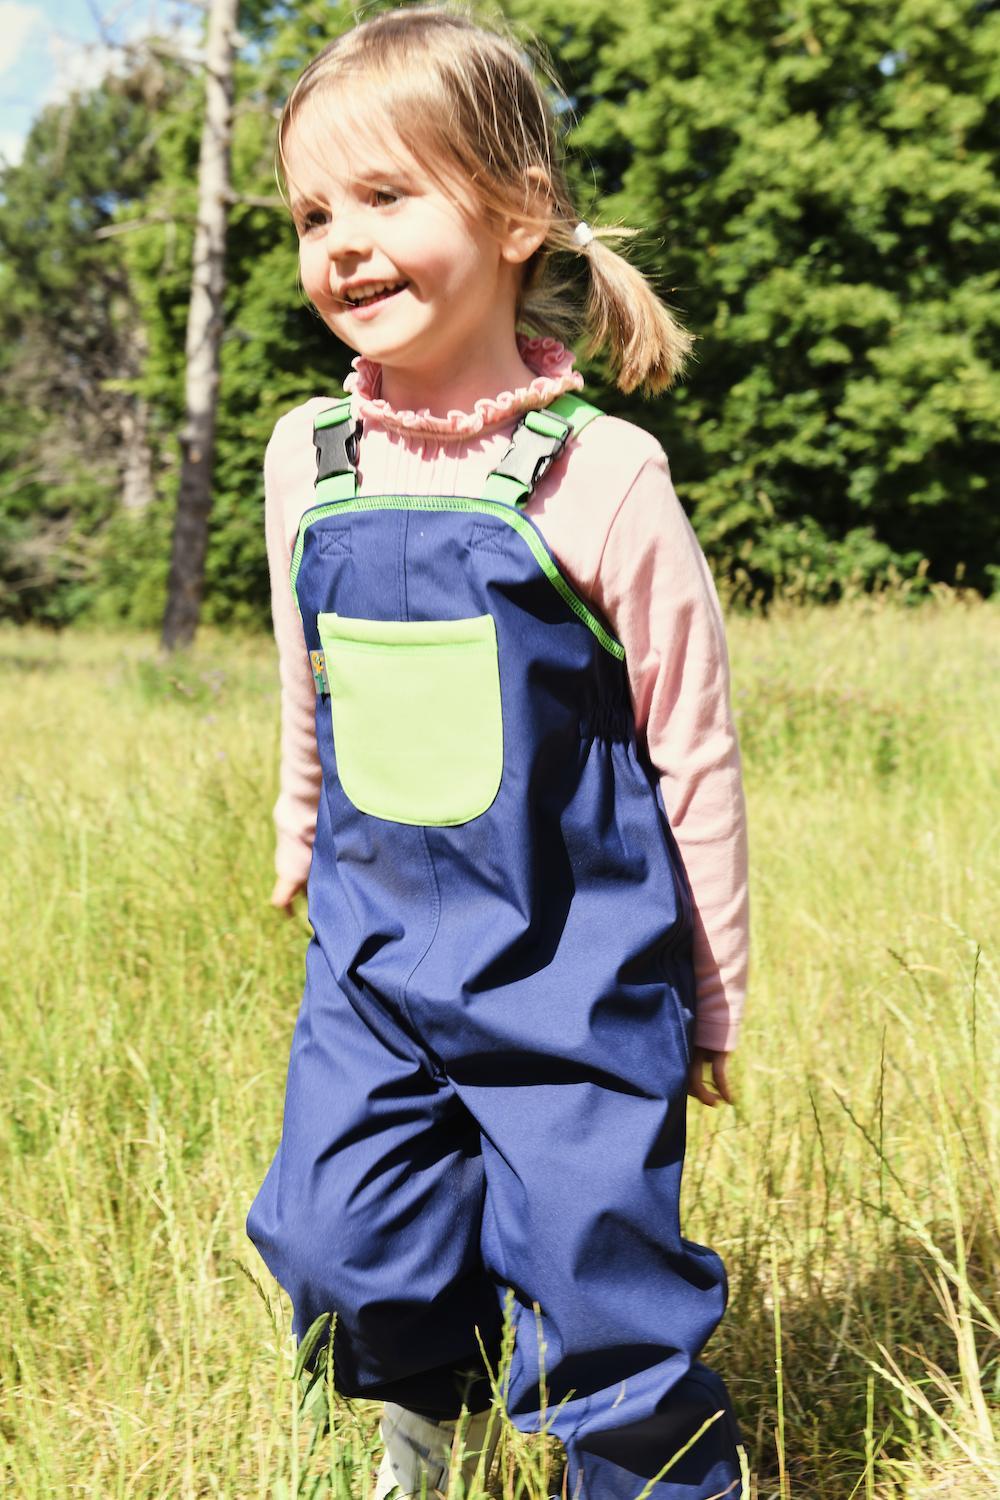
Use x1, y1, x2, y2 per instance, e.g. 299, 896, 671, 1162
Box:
316, 611, 504, 826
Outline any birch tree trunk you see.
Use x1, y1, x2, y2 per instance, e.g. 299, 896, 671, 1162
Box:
160, 0, 239, 650
119, 314, 154, 513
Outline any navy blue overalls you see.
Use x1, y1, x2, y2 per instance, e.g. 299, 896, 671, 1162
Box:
247, 392, 743, 1500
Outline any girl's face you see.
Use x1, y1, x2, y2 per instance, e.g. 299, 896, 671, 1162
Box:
283, 94, 541, 384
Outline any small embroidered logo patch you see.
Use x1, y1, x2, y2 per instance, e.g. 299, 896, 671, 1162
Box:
310, 650, 328, 695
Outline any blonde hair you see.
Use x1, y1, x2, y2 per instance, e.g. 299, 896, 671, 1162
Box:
277, 2, 694, 396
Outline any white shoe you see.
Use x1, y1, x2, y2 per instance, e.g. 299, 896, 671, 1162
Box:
373, 1402, 499, 1500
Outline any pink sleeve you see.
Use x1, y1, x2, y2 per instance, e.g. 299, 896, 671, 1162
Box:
589, 447, 750, 1053
264, 412, 323, 885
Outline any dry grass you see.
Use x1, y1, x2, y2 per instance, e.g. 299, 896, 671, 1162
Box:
0, 589, 997, 1497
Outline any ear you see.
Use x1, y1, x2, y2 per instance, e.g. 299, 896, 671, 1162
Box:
498, 166, 552, 267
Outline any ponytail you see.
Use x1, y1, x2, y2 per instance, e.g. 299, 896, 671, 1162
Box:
567, 223, 695, 396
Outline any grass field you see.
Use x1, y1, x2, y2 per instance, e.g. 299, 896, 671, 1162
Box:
1, 591, 997, 1499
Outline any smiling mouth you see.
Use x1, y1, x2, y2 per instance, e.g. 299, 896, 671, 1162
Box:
341, 281, 409, 308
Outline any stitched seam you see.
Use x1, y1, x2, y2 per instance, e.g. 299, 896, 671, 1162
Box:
470, 521, 506, 554
291, 496, 624, 660
399, 826, 443, 1071
317, 530, 352, 557
398, 510, 408, 623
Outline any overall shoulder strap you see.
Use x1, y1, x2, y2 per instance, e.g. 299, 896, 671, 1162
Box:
313, 390, 602, 507
481, 392, 604, 507
313, 398, 362, 501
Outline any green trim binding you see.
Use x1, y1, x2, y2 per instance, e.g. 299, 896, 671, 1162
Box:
293, 391, 620, 659
291, 496, 624, 661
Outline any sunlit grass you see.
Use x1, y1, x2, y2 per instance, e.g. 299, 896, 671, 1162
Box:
0, 589, 997, 1497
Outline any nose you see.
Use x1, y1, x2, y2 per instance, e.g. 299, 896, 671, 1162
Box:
322, 202, 371, 263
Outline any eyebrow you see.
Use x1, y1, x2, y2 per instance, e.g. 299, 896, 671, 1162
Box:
289, 165, 416, 214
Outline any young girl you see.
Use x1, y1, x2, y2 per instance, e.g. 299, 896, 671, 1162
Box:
247, 7, 750, 1498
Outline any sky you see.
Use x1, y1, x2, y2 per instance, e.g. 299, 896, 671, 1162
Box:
0, 0, 195, 166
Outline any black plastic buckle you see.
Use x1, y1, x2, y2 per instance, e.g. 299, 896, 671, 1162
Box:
314, 418, 363, 484
491, 410, 571, 496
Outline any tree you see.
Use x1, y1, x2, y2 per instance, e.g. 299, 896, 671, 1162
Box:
160, 0, 241, 649
0, 69, 167, 622
508, 0, 1000, 598
3, 0, 997, 624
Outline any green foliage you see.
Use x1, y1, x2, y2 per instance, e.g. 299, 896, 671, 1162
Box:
509, 0, 1000, 599
1, 0, 998, 625
86, 504, 175, 630
0, 66, 173, 624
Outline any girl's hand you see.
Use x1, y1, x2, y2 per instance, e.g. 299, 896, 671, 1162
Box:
687, 1047, 733, 1108
270, 874, 306, 913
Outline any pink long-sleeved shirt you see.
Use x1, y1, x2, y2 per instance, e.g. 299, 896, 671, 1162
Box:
265, 335, 749, 1052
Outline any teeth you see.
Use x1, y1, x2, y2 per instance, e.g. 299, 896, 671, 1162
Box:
345, 281, 403, 303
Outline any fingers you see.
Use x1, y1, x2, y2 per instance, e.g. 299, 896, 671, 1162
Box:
687, 1064, 720, 1107
687, 1050, 719, 1107
711, 1052, 734, 1105
686, 1048, 735, 1108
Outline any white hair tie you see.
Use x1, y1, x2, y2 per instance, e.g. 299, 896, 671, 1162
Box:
571, 220, 595, 249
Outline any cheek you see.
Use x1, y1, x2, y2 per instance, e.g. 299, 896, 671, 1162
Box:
299, 244, 329, 301
412, 243, 478, 297
396, 210, 479, 289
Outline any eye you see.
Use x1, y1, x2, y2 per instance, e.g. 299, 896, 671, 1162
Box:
292, 204, 329, 237
294, 185, 403, 236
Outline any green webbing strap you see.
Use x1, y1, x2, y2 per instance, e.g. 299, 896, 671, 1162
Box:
311, 392, 601, 507
481, 392, 604, 507
314, 397, 353, 429
313, 397, 360, 502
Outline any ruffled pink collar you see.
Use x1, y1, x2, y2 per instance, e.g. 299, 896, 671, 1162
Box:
342, 334, 585, 440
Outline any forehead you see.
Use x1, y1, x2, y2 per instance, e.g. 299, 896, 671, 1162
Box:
283, 89, 427, 204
